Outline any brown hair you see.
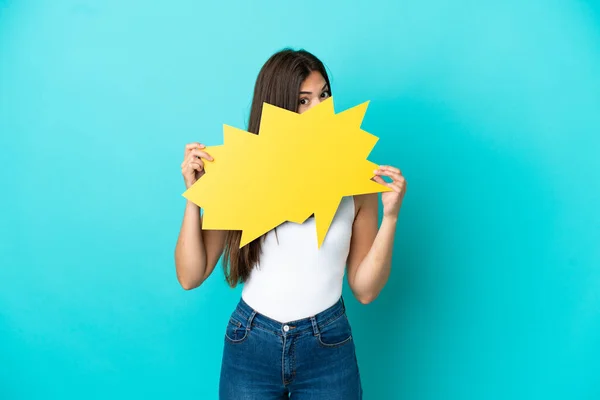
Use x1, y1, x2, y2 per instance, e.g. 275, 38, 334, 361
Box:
222, 48, 331, 287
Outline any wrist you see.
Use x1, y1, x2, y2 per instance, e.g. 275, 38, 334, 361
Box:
186, 200, 200, 210
185, 181, 196, 190
382, 214, 398, 224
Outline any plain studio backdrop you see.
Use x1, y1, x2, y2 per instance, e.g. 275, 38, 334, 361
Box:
1, 0, 599, 399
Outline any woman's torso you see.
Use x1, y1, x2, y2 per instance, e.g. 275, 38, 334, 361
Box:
241, 195, 356, 323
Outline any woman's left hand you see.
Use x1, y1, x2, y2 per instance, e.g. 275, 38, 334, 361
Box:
373, 165, 407, 219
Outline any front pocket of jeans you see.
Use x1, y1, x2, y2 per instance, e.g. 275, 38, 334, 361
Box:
317, 314, 353, 348
225, 316, 249, 344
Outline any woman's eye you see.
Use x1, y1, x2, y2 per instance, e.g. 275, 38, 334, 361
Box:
299, 98, 309, 105
320, 91, 331, 99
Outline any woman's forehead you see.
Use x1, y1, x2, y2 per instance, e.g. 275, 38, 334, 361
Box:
300, 71, 327, 91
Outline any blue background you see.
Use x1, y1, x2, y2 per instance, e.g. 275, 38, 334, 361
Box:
1, 0, 599, 398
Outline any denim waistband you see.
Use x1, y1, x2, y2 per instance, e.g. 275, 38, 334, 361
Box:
233, 296, 347, 336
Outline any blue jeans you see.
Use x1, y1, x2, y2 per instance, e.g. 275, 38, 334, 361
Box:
219, 296, 363, 399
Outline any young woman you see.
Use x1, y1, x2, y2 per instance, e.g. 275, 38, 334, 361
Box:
175, 49, 406, 399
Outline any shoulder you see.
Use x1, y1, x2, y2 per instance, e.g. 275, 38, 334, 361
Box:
351, 193, 378, 219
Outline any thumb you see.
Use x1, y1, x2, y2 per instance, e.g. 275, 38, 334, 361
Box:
372, 175, 388, 185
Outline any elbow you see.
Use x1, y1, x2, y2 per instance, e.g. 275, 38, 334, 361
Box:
350, 283, 378, 305
358, 296, 373, 305
174, 253, 204, 290
357, 293, 378, 305
176, 269, 203, 291
179, 279, 200, 290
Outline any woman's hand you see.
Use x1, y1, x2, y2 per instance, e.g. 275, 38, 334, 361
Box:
373, 165, 407, 219
181, 142, 214, 189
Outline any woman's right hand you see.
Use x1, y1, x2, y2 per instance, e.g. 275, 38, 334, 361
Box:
181, 142, 214, 189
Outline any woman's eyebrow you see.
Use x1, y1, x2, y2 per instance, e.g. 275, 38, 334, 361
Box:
299, 83, 330, 95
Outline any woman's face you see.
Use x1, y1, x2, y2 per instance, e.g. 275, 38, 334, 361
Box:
297, 71, 331, 114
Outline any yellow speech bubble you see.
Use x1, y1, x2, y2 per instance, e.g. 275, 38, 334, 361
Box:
182, 96, 391, 248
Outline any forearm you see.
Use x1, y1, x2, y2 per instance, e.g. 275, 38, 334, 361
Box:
352, 216, 397, 303
174, 200, 207, 289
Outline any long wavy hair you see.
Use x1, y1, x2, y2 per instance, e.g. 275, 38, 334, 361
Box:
222, 48, 331, 287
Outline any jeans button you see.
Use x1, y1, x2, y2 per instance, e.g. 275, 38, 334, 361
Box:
283, 325, 290, 332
